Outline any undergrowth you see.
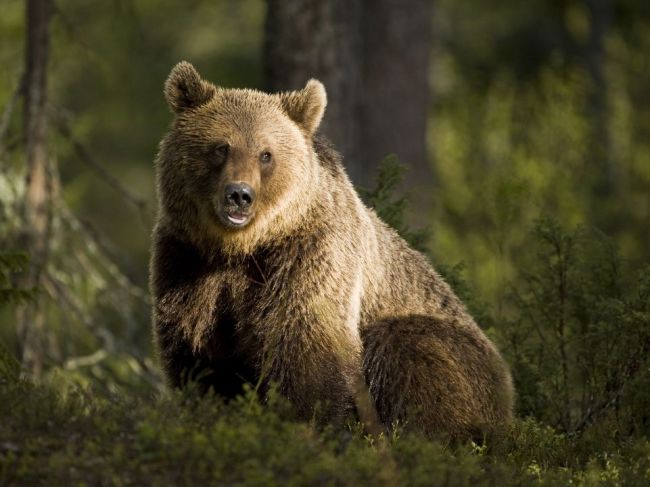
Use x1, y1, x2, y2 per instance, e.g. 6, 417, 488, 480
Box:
2, 347, 650, 486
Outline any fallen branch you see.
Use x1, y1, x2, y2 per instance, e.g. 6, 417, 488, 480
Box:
56, 203, 149, 304
42, 272, 117, 351
63, 348, 109, 370
51, 109, 151, 223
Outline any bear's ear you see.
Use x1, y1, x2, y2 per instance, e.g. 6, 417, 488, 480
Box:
164, 61, 216, 113
278, 79, 327, 135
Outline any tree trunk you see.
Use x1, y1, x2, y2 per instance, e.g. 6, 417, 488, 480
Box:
263, 0, 433, 189
264, 0, 364, 181
361, 0, 434, 189
17, 0, 53, 377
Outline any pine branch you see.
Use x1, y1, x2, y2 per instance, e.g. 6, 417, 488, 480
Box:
571, 335, 650, 434
57, 205, 149, 304
42, 272, 117, 351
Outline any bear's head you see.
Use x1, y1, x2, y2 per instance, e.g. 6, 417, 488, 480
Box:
156, 61, 327, 255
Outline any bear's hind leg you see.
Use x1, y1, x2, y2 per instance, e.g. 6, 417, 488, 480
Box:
361, 314, 513, 439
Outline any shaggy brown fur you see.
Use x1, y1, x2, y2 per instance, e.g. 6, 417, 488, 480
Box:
150, 61, 513, 437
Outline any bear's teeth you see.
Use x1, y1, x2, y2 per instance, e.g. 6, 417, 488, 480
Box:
228, 215, 246, 224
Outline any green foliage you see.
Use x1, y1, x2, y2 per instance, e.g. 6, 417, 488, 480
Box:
501, 219, 650, 434
0, 161, 158, 392
436, 261, 495, 329
360, 154, 430, 252
434, 216, 650, 439
3, 365, 650, 485
0, 252, 36, 306
427, 5, 650, 454
0, 341, 20, 384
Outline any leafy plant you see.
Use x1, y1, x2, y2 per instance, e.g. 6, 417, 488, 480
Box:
359, 154, 430, 252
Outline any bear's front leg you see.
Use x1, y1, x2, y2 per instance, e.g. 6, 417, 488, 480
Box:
250, 278, 366, 424
154, 319, 211, 391
154, 314, 257, 398
258, 321, 361, 423
151, 228, 254, 397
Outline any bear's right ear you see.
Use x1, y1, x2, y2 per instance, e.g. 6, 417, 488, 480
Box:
164, 61, 216, 113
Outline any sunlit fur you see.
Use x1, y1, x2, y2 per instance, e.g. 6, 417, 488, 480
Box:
157, 66, 324, 256
151, 62, 514, 438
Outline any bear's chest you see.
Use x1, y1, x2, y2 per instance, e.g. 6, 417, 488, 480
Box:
206, 254, 294, 362
217, 252, 293, 320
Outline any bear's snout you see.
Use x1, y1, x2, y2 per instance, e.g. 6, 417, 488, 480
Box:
224, 182, 255, 210
219, 182, 256, 227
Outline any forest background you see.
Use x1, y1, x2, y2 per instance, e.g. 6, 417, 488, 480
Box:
1, 0, 650, 484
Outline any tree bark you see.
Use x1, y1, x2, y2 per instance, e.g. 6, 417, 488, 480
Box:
17, 0, 53, 377
264, 0, 364, 180
361, 0, 434, 189
264, 0, 433, 189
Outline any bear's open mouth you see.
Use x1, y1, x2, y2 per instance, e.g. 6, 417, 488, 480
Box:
227, 213, 248, 225
220, 209, 253, 228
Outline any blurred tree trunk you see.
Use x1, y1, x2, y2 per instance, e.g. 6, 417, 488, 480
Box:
263, 0, 364, 181
17, 0, 54, 377
361, 0, 434, 189
263, 0, 434, 190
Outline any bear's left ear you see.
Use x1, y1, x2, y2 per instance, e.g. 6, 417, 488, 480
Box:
164, 61, 216, 113
279, 79, 327, 135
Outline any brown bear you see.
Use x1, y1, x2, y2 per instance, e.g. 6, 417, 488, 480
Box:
150, 61, 513, 438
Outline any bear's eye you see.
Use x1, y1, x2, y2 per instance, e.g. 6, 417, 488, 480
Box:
260, 151, 272, 164
213, 143, 230, 159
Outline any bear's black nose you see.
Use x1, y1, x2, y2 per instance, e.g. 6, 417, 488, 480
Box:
225, 182, 255, 209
